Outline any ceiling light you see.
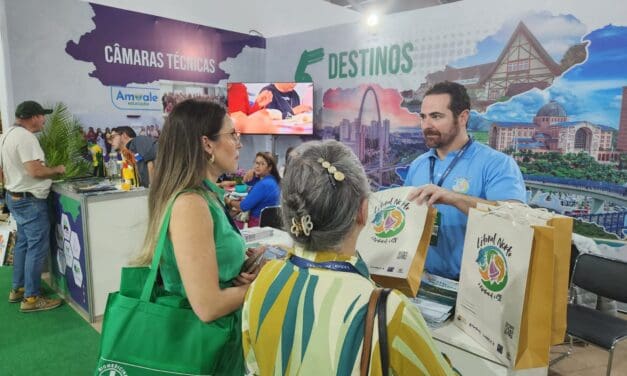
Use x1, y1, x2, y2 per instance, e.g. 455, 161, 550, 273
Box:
366, 13, 379, 27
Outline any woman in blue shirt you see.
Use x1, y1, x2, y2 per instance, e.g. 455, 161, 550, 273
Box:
228, 152, 281, 227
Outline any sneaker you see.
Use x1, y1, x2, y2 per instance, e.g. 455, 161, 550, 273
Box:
20, 296, 63, 313
8, 287, 25, 303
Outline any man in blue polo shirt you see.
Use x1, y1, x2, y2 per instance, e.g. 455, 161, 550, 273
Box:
405, 82, 526, 280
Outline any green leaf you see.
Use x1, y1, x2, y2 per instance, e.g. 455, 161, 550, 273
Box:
38, 103, 91, 179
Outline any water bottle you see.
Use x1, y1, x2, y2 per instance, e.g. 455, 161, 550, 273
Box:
106, 152, 119, 180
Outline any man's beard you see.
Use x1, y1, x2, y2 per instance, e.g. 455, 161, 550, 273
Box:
423, 119, 460, 149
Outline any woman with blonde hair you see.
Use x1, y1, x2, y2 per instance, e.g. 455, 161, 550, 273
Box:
137, 99, 255, 375
242, 140, 457, 375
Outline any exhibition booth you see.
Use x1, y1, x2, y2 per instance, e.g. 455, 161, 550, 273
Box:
1, 0, 626, 375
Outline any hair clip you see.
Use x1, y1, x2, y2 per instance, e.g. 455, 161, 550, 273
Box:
290, 215, 314, 237
317, 158, 345, 188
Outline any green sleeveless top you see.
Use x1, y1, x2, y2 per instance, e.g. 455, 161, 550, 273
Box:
159, 179, 246, 296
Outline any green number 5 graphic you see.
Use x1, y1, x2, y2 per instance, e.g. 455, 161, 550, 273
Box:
294, 48, 324, 82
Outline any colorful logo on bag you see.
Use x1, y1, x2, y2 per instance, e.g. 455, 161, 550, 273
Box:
97, 363, 128, 376
372, 205, 405, 238
452, 177, 470, 194
476, 246, 508, 292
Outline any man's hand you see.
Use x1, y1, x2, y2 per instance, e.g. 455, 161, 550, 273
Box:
407, 184, 458, 207
408, 184, 498, 215
54, 165, 66, 175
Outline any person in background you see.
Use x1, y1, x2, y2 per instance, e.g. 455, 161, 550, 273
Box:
104, 127, 112, 154
260, 83, 312, 119
279, 146, 294, 178
405, 81, 526, 280
110, 126, 157, 188
228, 152, 280, 228
86, 126, 96, 143
1, 100, 65, 312
134, 99, 257, 375
242, 140, 457, 375
227, 83, 273, 115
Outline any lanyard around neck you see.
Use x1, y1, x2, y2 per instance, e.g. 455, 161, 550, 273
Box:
429, 137, 473, 187
289, 254, 365, 277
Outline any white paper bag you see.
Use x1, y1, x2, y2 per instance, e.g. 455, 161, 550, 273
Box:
455, 208, 535, 366
356, 187, 436, 296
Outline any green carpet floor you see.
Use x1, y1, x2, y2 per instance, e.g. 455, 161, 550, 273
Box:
0, 266, 100, 375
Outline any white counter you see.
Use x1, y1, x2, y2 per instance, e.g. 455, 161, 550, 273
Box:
50, 183, 148, 322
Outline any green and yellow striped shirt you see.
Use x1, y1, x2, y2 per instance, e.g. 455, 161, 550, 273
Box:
242, 247, 457, 375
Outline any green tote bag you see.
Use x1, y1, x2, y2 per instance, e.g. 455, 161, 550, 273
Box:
95, 199, 245, 376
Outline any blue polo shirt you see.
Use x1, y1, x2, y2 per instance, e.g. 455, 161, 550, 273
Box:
240, 175, 281, 219
404, 141, 526, 280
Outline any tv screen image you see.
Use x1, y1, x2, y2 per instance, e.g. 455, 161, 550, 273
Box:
227, 82, 313, 135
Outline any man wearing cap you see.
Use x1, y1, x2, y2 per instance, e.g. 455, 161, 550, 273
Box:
0, 100, 65, 312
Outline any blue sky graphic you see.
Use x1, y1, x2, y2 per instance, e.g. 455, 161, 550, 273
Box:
481, 24, 627, 129
454, 12, 587, 67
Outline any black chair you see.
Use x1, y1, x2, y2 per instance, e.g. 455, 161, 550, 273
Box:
567, 253, 627, 376
259, 206, 282, 230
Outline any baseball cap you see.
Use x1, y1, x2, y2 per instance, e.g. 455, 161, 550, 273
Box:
15, 101, 53, 119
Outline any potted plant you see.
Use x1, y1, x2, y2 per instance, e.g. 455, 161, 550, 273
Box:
38, 103, 91, 179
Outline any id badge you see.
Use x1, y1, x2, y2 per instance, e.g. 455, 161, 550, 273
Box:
430, 212, 441, 246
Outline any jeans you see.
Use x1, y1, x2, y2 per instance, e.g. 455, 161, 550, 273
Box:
6, 194, 51, 297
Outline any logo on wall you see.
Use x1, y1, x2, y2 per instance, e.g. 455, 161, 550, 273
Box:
476, 246, 509, 292
111, 86, 161, 111
372, 205, 406, 238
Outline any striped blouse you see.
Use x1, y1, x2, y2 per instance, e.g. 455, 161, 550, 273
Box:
242, 247, 457, 375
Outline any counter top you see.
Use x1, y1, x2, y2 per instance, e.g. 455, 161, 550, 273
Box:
52, 178, 148, 200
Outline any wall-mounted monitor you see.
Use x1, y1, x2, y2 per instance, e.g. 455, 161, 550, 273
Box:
227, 82, 313, 135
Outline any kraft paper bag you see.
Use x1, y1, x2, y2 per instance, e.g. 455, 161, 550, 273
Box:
476, 202, 573, 345
545, 216, 573, 344
356, 187, 436, 297
456, 208, 546, 368
516, 225, 554, 369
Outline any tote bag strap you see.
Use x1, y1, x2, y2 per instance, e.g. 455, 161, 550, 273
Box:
377, 288, 392, 376
140, 189, 203, 301
361, 288, 383, 376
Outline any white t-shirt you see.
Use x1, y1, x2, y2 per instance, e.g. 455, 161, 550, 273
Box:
0, 126, 52, 199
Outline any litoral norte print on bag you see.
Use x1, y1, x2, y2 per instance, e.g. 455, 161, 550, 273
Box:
476, 234, 514, 297
356, 186, 437, 296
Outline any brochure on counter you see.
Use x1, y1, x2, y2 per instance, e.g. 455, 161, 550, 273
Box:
410, 272, 459, 328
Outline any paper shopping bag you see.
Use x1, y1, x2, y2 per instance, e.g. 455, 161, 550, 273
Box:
476, 202, 573, 345
515, 225, 554, 369
545, 216, 573, 345
455, 208, 549, 368
356, 187, 436, 297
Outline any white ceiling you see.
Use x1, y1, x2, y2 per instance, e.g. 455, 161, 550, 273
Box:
84, 0, 362, 38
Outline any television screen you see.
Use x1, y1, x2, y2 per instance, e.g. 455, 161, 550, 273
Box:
227, 82, 313, 135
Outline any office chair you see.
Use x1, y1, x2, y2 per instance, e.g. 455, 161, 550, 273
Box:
259, 206, 282, 230
567, 253, 627, 376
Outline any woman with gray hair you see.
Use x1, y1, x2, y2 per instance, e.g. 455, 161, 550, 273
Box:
242, 140, 456, 375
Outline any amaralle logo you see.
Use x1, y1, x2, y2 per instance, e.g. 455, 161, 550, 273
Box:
111, 86, 161, 111
294, 42, 414, 81
476, 246, 509, 292
372, 205, 406, 238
